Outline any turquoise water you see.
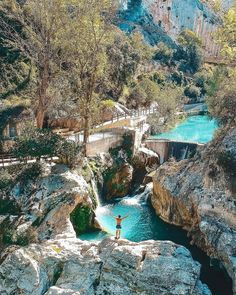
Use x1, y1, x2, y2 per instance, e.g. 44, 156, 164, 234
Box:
152, 115, 218, 143
80, 186, 191, 243
80, 189, 232, 295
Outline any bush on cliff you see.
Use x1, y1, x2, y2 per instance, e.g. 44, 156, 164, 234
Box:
109, 133, 134, 164
207, 74, 236, 126
16, 162, 43, 185
2, 225, 37, 247
56, 140, 81, 168
184, 85, 201, 101
13, 125, 81, 167
177, 29, 203, 74
70, 205, 94, 235
0, 170, 13, 190
13, 126, 61, 159
153, 42, 174, 66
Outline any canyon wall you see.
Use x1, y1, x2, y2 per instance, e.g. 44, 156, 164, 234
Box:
120, 0, 233, 57
151, 127, 236, 294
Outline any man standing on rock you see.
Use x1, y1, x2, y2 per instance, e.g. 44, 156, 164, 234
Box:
111, 214, 129, 239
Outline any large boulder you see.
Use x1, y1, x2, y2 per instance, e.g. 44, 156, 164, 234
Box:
0, 237, 211, 295
151, 127, 236, 294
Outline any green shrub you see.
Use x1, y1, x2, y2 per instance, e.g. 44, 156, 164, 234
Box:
150, 71, 166, 85
2, 226, 37, 246
109, 133, 134, 164
16, 162, 43, 185
184, 85, 201, 99
170, 71, 185, 86
70, 205, 94, 234
177, 30, 203, 74
153, 42, 174, 66
0, 169, 13, 190
56, 140, 81, 168
14, 126, 62, 159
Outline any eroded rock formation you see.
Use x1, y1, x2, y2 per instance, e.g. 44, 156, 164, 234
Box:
0, 237, 212, 295
152, 127, 236, 293
0, 164, 98, 248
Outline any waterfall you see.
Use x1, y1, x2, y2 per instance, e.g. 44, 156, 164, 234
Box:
120, 183, 153, 206
91, 179, 101, 207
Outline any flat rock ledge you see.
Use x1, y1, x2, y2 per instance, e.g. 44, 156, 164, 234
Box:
0, 237, 211, 295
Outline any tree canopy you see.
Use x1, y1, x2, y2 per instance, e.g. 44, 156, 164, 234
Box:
216, 3, 236, 61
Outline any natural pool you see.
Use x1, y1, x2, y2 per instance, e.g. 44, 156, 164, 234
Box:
80, 115, 232, 295
152, 115, 218, 144
80, 188, 232, 295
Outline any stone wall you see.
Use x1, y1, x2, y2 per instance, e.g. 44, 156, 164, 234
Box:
86, 134, 124, 156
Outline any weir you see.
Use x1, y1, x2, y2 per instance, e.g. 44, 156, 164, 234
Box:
144, 138, 203, 164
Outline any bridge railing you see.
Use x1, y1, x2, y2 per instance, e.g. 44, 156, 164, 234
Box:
0, 153, 57, 167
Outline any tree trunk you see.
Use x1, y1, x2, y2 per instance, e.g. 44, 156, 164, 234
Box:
83, 115, 90, 156
36, 108, 45, 129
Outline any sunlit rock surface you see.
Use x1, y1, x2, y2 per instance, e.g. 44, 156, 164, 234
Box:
119, 0, 232, 56
0, 164, 97, 246
152, 127, 236, 294
0, 237, 211, 295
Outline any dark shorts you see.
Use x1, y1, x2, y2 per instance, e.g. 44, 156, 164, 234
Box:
116, 225, 122, 229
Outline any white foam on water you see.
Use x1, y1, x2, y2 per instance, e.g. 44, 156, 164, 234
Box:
120, 196, 142, 206
96, 206, 111, 215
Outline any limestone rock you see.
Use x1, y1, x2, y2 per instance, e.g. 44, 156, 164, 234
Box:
0, 164, 98, 246
152, 127, 236, 293
0, 237, 212, 295
103, 163, 133, 200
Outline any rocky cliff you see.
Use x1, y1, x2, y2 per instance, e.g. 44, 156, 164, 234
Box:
119, 0, 232, 57
0, 163, 98, 249
151, 127, 236, 294
0, 237, 212, 295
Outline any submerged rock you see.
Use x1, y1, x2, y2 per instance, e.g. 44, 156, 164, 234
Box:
0, 237, 212, 295
152, 127, 236, 294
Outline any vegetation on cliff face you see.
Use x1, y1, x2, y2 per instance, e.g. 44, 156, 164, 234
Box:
206, 4, 236, 127
70, 205, 95, 235
216, 2, 236, 60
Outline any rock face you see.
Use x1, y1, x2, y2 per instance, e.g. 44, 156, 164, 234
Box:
120, 0, 232, 57
0, 164, 98, 248
0, 237, 212, 295
151, 127, 236, 294
103, 163, 134, 200
136, 147, 160, 172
